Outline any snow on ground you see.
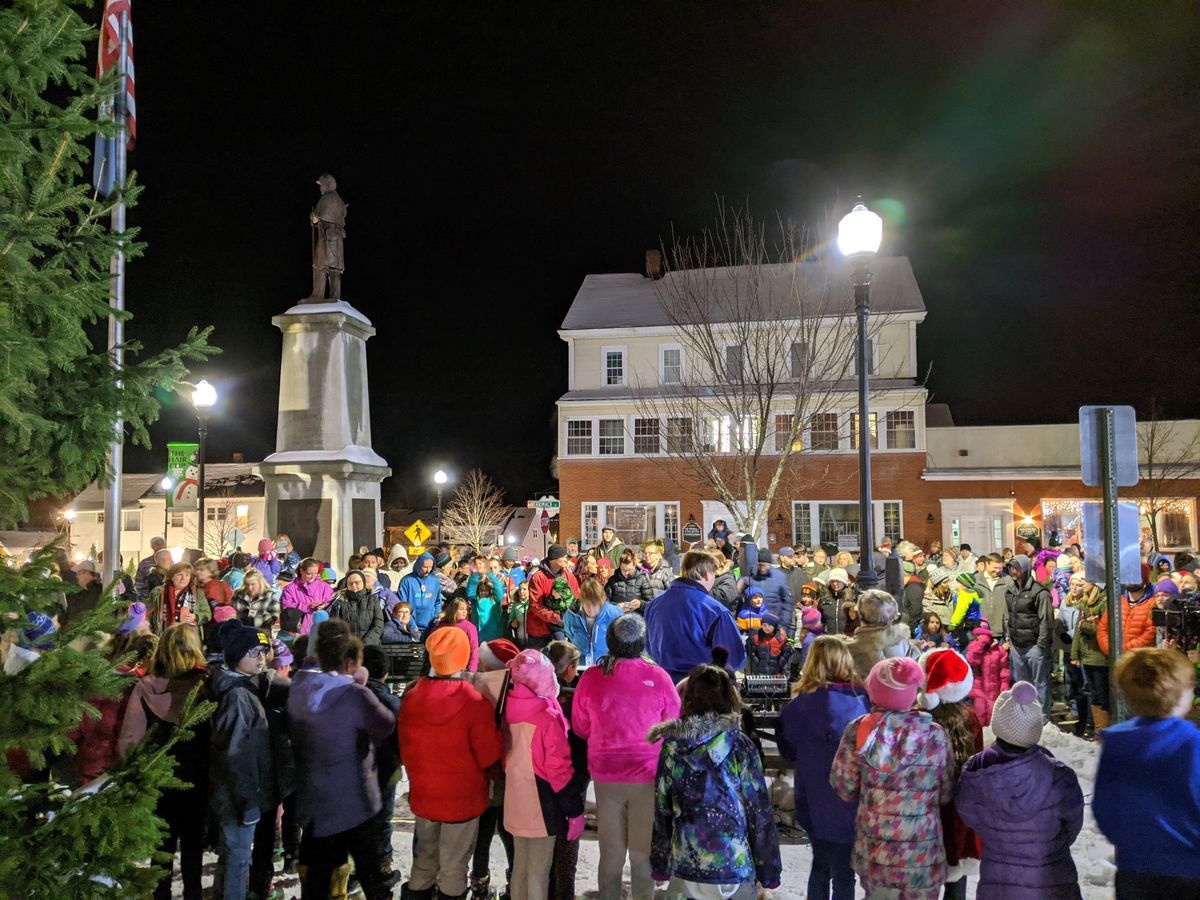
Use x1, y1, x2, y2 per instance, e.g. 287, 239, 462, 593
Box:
175, 725, 1112, 899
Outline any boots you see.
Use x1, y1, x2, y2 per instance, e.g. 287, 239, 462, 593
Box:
1091, 704, 1111, 735
469, 874, 494, 900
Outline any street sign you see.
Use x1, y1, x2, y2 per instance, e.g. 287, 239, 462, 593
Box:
533, 495, 560, 511
682, 521, 703, 543
408, 545, 425, 557
837, 533, 857, 551
404, 519, 432, 546
1082, 501, 1142, 586
540, 510, 550, 534
1080, 405, 1138, 487
228, 528, 245, 550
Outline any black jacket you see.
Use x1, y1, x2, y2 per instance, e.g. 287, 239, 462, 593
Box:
819, 586, 853, 636
330, 589, 385, 646
902, 576, 926, 628
365, 678, 401, 788
605, 569, 655, 610
208, 666, 273, 822
1004, 556, 1053, 651
711, 572, 739, 611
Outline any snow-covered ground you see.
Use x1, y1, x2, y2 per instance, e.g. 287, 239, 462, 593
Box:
175, 726, 1112, 899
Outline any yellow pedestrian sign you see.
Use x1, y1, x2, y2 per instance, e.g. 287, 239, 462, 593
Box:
405, 519, 432, 546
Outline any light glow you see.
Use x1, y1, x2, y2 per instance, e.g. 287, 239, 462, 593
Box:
837, 201, 883, 257
191, 379, 218, 409
433, 470, 448, 485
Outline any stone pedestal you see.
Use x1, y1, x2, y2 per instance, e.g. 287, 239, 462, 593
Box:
257, 301, 391, 567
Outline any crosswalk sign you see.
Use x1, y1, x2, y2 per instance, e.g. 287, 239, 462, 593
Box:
404, 519, 432, 546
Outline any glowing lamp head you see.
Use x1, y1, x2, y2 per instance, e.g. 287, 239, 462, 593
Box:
63, 508, 76, 522
434, 470, 448, 486
837, 201, 883, 258
191, 379, 217, 410
160, 476, 174, 491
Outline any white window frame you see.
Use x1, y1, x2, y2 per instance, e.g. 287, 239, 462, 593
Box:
565, 418, 594, 456
579, 501, 681, 548
789, 341, 809, 380
808, 412, 842, 452
659, 343, 683, 385
122, 509, 142, 532
884, 409, 917, 450
791, 499, 904, 553
633, 417, 661, 455
597, 418, 625, 455
601, 345, 627, 387
722, 341, 746, 382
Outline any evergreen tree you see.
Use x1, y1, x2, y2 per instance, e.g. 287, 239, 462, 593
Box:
1, 2, 216, 895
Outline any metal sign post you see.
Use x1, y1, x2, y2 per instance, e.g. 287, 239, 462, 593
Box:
1098, 407, 1128, 723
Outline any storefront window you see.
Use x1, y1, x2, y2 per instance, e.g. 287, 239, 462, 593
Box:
792, 499, 902, 552
1041, 497, 1198, 553
580, 502, 681, 548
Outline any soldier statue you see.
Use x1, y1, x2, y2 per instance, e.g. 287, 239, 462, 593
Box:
303, 173, 347, 302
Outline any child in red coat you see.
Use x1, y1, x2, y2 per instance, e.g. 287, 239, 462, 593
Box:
965, 620, 1010, 726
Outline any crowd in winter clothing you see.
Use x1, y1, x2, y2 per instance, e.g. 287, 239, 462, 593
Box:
13, 524, 1200, 900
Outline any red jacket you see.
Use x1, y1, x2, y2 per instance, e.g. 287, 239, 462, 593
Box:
203, 579, 233, 608
71, 664, 142, 782
526, 565, 580, 638
397, 677, 503, 822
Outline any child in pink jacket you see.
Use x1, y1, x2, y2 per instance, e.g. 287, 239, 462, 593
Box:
965, 619, 1010, 726
572, 614, 680, 900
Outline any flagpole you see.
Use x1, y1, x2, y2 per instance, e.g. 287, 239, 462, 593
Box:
101, 8, 129, 579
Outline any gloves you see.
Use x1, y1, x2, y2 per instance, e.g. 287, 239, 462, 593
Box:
566, 815, 585, 841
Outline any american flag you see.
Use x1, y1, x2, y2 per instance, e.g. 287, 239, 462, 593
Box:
93, 0, 136, 197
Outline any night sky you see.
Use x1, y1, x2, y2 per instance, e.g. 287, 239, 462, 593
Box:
115, 2, 1200, 506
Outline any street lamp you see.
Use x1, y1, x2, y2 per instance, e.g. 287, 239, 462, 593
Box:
160, 476, 174, 540
838, 198, 883, 590
190, 379, 217, 554
433, 470, 448, 543
62, 508, 76, 554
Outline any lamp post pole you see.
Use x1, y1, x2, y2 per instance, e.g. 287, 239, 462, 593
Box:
838, 199, 883, 591
190, 379, 217, 556
161, 477, 174, 544
434, 470, 448, 544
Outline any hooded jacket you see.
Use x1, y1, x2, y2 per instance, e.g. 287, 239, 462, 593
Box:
397, 675, 503, 822
329, 587, 385, 646
605, 567, 655, 610
572, 657, 681, 783
207, 665, 273, 822
739, 566, 794, 621
956, 743, 1083, 897
830, 709, 955, 892
710, 571, 739, 611
1004, 556, 1054, 651
649, 713, 782, 889
118, 668, 210, 803
776, 683, 871, 844
1093, 716, 1200, 879
466, 572, 508, 642
287, 668, 396, 837
1068, 586, 1108, 666
527, 563, 580, 638
503, 682, 582, 839
562, 599, 623, 666
279, 577, 333, 636
644, 578, 748, 681
844, 622, 920, 681
396, 553, 442, 633
966, 626, 1011, 726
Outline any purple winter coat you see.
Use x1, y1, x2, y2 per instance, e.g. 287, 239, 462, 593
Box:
775, 683, 871, 844
286, 669, 396, 838
955, 744, 1083, 899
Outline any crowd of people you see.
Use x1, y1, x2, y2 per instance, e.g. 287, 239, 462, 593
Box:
4, 523, 1200, 900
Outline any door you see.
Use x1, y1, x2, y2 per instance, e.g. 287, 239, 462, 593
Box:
702, 500, 766, 541
961, 516, 994, 556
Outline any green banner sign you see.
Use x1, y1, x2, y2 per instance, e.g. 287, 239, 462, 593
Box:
166, 442, 199, 510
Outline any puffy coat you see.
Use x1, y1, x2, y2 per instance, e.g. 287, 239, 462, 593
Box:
1069, 586, 1108, 667
739, 567, 793, 621
287, 668, 396, 837
396, 554, 443, 633
956, 744, 1084, 898
397, 676, 503, 822
503, 682, 582, 838
605, 568, 655, 610
735, 601, 766, 632
329, 588, 385, 646
843, 622, 920, 681
572, 657, 680, 783
380, 615, 422, 644
466, 572, 507, 642
643, 560, 674, 595
72, 664, 141, 783
776, 683, 871, 844
830, 709, 955, 892
975, 575, 1013, 641
644, 578, 747, 681
966, 630, 1010, 726
527, 564, 580, 638
427, 618, 480, 672
902, 575, 926, 628
649, 713, 781, 889
253, 555, 282, 588
207, 665, 273, 822
202, 578, 233, 609
561, 600, 622, 666
1096, 590, 1156, 655
745, 628, 789, 676
710, 571, 739, 611
279, 578, 333, 637
819, 586, 853, 635
1005, 556, 1053, 651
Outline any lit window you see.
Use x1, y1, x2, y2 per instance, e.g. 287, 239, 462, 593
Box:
236, 504, 250, 530
886, 410, 916, 449
775, 414, 803, 453
883, 502, 902, 544
598, 419, 624, 455
810, 413, 840, 451
566, 420, 592, 455
582, 504, 599, 546
661, 347, 682, 384
122, 510, 141, 532
604, 350, 625, 386
849, 412, 878, 450
634, 418, 660, 455
792, 502, 812, 548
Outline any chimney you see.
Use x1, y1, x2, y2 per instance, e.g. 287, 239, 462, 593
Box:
644, 249, 664, 280
231, 451, 245, 463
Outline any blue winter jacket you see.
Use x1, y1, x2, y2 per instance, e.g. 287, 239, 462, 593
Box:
396, 553, 442, 633
740, 566, 793, 621
645, 578, 747, 681
466, 572, 507, 642
1093, 716, 1200, 878
562, 600, 623, 666
776, 683, 870, 843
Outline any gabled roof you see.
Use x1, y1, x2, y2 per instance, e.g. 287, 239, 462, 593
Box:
561, 257, 925, 331
70, 463, 264, 512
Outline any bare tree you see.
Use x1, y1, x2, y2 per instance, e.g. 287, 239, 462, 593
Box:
1132, 404, 1200, 552
632, 204, 897, 537
183, 474, 260, 557
441, 469, 509, 553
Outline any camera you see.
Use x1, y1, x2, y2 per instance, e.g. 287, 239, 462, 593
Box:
1150, 590, 1200, 651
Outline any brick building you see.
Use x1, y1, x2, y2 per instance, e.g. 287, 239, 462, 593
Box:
555, 259, 1200, 557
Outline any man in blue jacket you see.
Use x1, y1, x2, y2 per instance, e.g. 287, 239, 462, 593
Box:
396, 552, 442, 634
645, 549, 747, 681
737, 547, 793, 622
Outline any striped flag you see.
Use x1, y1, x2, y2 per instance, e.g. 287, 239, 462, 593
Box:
93, 0, 136, 197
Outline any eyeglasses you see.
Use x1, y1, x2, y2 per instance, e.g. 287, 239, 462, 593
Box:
247, 646, 269, 658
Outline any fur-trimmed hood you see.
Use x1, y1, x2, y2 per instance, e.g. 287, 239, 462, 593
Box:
648, 712, 742, 766
845, 622, 916, 678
